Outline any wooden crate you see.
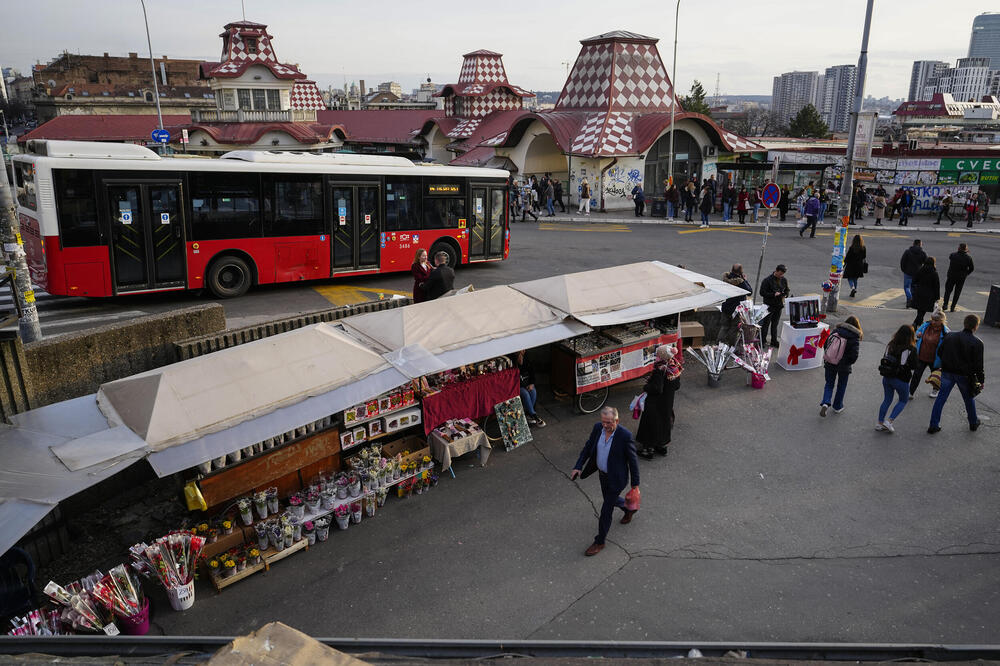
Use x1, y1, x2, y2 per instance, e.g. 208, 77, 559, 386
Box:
205, 538, 309, 592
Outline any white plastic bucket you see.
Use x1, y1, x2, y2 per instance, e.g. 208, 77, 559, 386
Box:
167, 580, 195, 611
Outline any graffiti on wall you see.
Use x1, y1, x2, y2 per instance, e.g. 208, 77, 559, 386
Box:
604, 166, 643, 199
902, 185, 977, 211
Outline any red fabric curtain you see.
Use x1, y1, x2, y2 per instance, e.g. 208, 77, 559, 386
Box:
421, 368, 520, 434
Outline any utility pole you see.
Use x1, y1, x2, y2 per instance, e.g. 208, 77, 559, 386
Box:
140, 0, 165, 154
825, 0, 874, 313
0, 153, 42, 342
667, 0, 681, 206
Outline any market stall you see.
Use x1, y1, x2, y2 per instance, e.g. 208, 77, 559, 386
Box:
775, 296, 830, 371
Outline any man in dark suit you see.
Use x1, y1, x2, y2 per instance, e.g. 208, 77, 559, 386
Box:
570, 406, 640, 556
425, 251, 455, 300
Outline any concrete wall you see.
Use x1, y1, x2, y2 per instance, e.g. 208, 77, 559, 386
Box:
21, 303, 225, 410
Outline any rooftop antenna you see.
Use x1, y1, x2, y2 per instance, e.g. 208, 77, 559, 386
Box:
713, 72, 720, 106
241, 0, 246, 20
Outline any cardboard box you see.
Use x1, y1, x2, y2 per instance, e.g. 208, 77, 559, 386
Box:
381, 434, 430, 468
386, 407, 421, 433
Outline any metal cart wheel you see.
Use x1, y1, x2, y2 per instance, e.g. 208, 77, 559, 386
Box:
482, 413, 503, 443
576, 387, 609, 414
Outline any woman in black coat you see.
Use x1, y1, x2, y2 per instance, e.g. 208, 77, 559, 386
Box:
636, 345, 682, 459
842, 234, 867, 298
911, 256, 940, 328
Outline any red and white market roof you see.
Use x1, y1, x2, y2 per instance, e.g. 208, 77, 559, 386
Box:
436, 49, 533, 118
202, 21, 305, 80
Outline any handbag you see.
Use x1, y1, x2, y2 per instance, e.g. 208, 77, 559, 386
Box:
625, 486, 641, 511
629, 392, 647, 420
862, 260, 869, 274
925, 369, 942, 389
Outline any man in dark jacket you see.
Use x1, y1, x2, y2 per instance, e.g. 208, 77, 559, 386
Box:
898, 189, 914, 226
424, 251, 455, 300
899, 239, 926, 308
759, 264, 790, 348
943, 243, 974, 312
631, 183, 645, 217
720, 265, 752, 344
928, 314, 985, 433
778, 186, 790, 221
553, 179, 565, 212
571, 407, 640, 556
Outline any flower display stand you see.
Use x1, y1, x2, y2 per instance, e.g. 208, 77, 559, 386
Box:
205, 539, 308, 593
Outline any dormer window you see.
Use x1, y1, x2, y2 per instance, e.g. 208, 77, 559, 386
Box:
245, 37, 258, 54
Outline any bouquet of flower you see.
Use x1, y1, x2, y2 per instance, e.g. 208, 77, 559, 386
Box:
237, 497, 253, 526
315, 517, 331, 541
90, 564, 143, 620
333, 504, 350, 530
734, 300, 770, 326
731, 343, 773, 383
129, 531, 205, 592
7, 608, 64, 636
685, 343, 734, 380
265, 486, 279, 515
43, 580, 110, 633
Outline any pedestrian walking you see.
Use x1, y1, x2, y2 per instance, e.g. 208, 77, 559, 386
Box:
928, 314, 985, 434
698, 183, 712, 227
899, 239, 926, 307
544, 179, 555, 217
720, 264, 752, 344
964, 196, 977, 227
887, 188, 902, 221
683, 182, 696, 221
897, 189, 913, 226
410, 248, 432, 303
977, 189, 990, 221
909, 310, 948, 399
511, 349, 545, 427
818, 315, 863, 417
911, 256, 940, 328
631, 183, 645, 217
424, 251, 455, 300
759, 264, 790, 348
570, 407, 641, 556
934, 190, 955, 225
875, 325, 918, 433
873, 188, 886, 226
943, 242, 974, 312
843, 234, 867, 297
707, 174, 718, 208
799, 191, 820, 238
778, 185, 790, 221
752, 186, 762, 223
520, 183, 539, 222
578, 179, 591, 215
636, 345, 682, 459
818, 184, 829, 222
736, 186, 750, 224
665, 182, 680, 220
553, 179, 565, 213
721, 181, 734, 222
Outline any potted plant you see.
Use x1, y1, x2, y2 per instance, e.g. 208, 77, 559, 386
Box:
320, 488, 336, 510
376, 487, 388, 507
422, 455, 432, 472
303, 520, 316, 546
207, 527, 219, 544
222, 558, 236, 578
334, 505, 350, 530
283, 524, 294, 549
196, 522, 209, 536
287, 493, 305, 520
414, 478, 424, 495
254, 523, 269, 550
348, 473, 361, 498
248, 547, 261, 565
305, 490, 321, 513
237, 498, 253, 526
350, 501, 362, 524
364, 495, 377, 518
315, 517, 331, 542
221, 519, 233, 536
335, 475, 349, 499
208, 558, 220, 576
290, 517, 302, 542
429, 473, 439, 488
253, 492, 268, 520
236, 553, 247, 572
270, 524, 285, 551
266, 487, 279, 515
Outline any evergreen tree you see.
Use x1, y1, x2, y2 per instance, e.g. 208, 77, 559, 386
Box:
680, 80, 712, 116
788, 104, 829, 138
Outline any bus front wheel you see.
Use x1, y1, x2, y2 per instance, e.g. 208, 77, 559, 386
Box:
207, 255, 252, 298
429, 241, 459, 268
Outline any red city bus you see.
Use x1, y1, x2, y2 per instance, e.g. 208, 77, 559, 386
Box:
12, 140, 509, 298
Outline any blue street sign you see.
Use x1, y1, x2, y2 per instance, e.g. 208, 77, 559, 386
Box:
761, 183, 781, 209
151, 129, 171, 144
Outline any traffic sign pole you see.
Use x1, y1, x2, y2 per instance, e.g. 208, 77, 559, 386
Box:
753, 183, 781, 305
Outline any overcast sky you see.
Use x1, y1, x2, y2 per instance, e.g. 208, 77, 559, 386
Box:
2, 1, 994, 99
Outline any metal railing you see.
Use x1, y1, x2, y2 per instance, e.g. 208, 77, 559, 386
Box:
189, 108, 317, 123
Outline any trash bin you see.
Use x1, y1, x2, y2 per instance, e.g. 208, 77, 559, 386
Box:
650, 197, 667, 218
984, 284, 1000, 327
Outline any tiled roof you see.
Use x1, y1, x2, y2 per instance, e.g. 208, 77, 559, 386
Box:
48, 83, 213, 99
18, 114, 191, 143
186, 122, 342, 145
317, 109, 438, 143
435, 82, 533, 98
289, 80, 325, 111
580, 31, 658, 44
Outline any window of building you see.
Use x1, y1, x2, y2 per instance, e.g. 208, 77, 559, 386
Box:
245, 37, 258, 54
423, 198, 465, 229
53, 170, 100, 247
263, 175, 324, 236
266, 89, 281, 110
144, 92, 153, 102
190, 172, 261, 240
385, 178, 422, 231
253, 89, 267, 110
237, 88, 251, 110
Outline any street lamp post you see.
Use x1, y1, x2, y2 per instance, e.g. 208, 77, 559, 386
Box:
666, 0, 680, 220
139, 0, 165, 153
825, 0, 874, 313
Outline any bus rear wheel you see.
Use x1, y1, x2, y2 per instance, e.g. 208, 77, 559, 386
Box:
429, 241, 459, 268
207, 255, 252, 298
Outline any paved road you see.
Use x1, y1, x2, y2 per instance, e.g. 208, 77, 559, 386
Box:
12, 213, 999, 337
141, 217, 1000, 643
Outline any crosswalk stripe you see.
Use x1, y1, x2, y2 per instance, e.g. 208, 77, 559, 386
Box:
854, 288, 906, 308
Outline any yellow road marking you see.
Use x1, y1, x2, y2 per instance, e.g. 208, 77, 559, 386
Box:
538, 224, 630, 232
314, 285, 409, 306
977, 291, 990, 295
855, 288, 905, 308
677, 228, 718, 234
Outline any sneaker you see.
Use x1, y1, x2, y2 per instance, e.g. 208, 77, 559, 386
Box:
929, 388, 939, 398
833, 407, 846, 414
908, 394, 915, 401
820, 404, 829, 417
927, 426, 941, 434
882, 419, 895, 433
970, 421, 981, 431
850, 289, 856, 297
534, 417, 546, 428
874, 423, 886, 431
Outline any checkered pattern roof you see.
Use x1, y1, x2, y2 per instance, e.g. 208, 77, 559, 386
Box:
290, 80, 326, 110
570, 111, 634, 155
205, 21, 304, 80
439, 49, 530, 118
458, 51, 509, 84
718, 128, 765, 152
447, 118, 482, 138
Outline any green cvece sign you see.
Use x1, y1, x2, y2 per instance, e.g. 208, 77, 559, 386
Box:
938, 158, 1000, 173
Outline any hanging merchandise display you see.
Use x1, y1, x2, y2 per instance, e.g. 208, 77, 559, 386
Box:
493, 396, 533, 452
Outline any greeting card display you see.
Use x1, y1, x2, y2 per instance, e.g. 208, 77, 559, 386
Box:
493, 396, 533, 452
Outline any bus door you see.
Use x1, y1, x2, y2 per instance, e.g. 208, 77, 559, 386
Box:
469, 185, 507, 261
104, 181, 186, 293
330, 182, 379, 271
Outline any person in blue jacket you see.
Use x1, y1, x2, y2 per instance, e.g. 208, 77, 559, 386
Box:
909, 309, 948, 398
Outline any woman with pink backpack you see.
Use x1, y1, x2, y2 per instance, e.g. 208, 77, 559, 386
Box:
819, 316, 863, 417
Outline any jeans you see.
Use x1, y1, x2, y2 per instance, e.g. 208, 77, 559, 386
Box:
634, 199, 645, 216
520, 386, 537, 417
819, 202, 827, 221
546, 197, 554, 216
821, 364, 851, 410
929, 371, 978, 427
943, 277, 965, 310
847, 278, 858, 290
760, 305, 781, 345
879, 376, 909, 421
667, 202, 676, 218
752, 203, 760, 222
902, 274, 914, 302
800, 215, 817, 237
700, 211, 709, 224
596, 471, 626, 545
722, 202, 731, 221
685, 203, 694, 221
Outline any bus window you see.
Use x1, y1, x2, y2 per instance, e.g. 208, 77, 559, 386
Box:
190, 172, 262, 240
14, 162, 37, 211
385, 178, 422, 231
53, 170, 100, 247
423, 198, 465, 229
263, 176, 324, 236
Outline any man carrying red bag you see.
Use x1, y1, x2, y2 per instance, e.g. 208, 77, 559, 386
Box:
570, 406, 641, 556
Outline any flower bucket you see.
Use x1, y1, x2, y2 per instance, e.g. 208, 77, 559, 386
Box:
335, 514, 350, 530
240, 509, 253, 526
306, 498, 320, 513
221, 566, 235, 579
317, 526, 330, 542
167, 581, 195, 611
320, 492, 335, 510
197, 461, 212, 475
350, 508, 362, 524
257, 534, 269, 551
274, 538, 286, 552
707, 372, 721, 388
213, 456, 227, 470
751, 373, 766, 389
292, 523, 302, 541
349, 481, 362, 498
237, 560, 246, 572
289, 504, 305, 521
284, 535, 293, 548
267, 498, 279, 515
336, 485, 349, 500
254, 502, 268, 520
117, 598, 150, 635
306, 531, 316, 546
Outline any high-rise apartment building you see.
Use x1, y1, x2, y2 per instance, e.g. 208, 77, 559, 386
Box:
949, 57, 992, 101
771, 70, 818, 124
968, 13, 1000, 67
908, 60, 948, 101
818, 64, 857, 132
